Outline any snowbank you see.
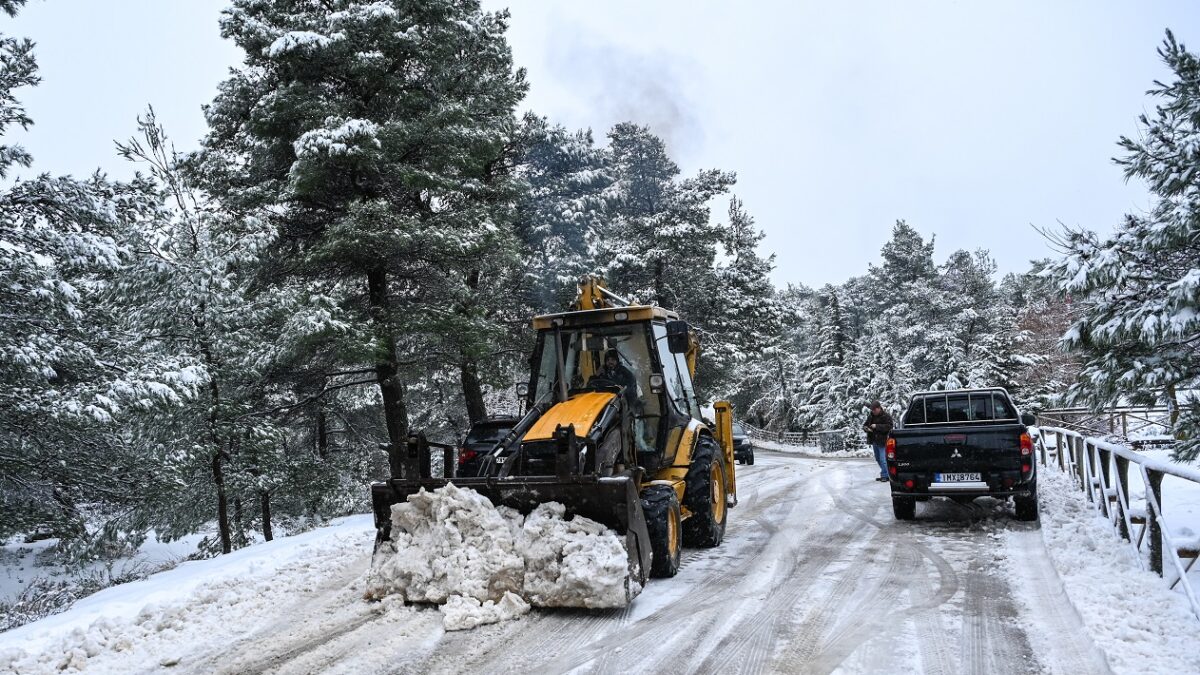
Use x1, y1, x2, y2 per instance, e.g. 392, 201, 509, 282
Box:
1001, 468, 1200, 674
366, 483, 636, 630
0, 516, 376, 674
751, 439, 871, 459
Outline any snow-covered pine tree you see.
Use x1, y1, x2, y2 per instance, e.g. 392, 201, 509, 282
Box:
794, 290, 849, 432
598, 123, 734, 398
698, 196, 783, 399
1001, 263, 1077, 409
734, 284, 817, 432
197, 0, 528, 472
513, 114, 613, 313
0, 6, 196, 550
1051, 31, 1200, 462
113, 111, 354, 553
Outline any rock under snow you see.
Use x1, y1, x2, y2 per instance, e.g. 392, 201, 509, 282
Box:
366, 483, 637, 629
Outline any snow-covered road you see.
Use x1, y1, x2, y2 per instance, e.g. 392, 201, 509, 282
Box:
8, 451, 1199, 674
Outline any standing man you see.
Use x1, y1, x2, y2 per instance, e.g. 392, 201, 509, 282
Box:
863, 400, 894, 482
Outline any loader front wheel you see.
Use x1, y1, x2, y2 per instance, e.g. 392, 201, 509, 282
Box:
641, 484, 682, 578
683, 437, 727, 548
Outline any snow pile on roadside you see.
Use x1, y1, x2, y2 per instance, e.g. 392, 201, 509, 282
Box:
366, 483, 635, 630
0, 516, 378, 675
1003, 468, 1200, 674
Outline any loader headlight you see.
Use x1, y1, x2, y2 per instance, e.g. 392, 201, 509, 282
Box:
614, 311, 628, 321
649, 373, 665, 394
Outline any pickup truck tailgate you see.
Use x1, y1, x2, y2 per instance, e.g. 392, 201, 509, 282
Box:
891, 423, 1026, 472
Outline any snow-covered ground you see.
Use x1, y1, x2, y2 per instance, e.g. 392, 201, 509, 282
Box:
751, 439, 872, 459
3, 450, 1198, 674
1001, 467, 1199, 674
1, 531, 204, 608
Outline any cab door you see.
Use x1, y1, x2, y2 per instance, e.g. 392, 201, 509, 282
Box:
651, 322, 695, 466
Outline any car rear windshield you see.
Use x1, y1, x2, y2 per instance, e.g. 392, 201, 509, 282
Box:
903, 392, 1017, 425
466, 424, 514, 444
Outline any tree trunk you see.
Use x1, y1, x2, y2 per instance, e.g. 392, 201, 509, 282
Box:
461, 357, 488, 424
260, 490, 273, 542
233, 496, 245, 548
211, 451, 231, 554
316, 408, 328, 458
654, 258, 665, 306
367, 267, 409, 477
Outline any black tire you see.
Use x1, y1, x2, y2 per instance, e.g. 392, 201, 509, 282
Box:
747, 451, 755, 466
1014, 482, 1039, 522
683, 437, 728, 547
892, 495, 915, 520
641, 484, 682, 578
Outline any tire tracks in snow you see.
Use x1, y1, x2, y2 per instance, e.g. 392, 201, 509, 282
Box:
1003, 528, 1113, 675
463, 459, 843, 674
773, 470, 962, 673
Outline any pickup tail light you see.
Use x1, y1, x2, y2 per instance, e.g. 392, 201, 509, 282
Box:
1019, 433, 1033, 456
458, 448, 478, 465
886, 438, 896, 460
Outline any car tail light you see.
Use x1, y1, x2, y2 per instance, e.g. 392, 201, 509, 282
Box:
1019, 433, 1033, 456
1003, 478, 1014, 488
886, 438, 896, 460
889, 465, 897, 476
1021, 461, 1032, 474
904, 479, 914, 489
458, 448, 477, 465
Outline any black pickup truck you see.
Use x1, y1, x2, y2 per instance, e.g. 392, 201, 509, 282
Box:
887, 388, 1038, 521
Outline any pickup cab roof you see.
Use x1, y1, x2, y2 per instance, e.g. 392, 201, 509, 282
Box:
903, 389, 1018, 426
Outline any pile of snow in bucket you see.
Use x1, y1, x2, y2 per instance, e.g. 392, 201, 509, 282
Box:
365, 483, 638, 631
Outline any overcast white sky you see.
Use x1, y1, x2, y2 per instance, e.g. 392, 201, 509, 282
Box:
8, 1, 1197, 287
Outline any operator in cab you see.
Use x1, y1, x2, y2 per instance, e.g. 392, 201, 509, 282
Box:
589, 349, 638, 406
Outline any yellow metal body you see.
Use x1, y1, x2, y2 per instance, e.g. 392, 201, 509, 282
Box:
713, 401, 737, 504
527, 276, 737, 522
523, 392, 616, 442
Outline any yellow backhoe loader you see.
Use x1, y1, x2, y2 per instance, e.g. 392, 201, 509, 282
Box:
370, 277, 738, 586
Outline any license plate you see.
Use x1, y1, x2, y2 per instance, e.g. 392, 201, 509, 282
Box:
935, 472, 981, 482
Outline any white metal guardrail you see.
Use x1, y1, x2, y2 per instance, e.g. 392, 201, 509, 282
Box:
1034, 425, 1200, 620
742, 425, 860, 452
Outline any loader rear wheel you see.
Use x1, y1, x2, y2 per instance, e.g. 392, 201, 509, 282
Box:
641, 484, 682, 578
683, 437, 727, 548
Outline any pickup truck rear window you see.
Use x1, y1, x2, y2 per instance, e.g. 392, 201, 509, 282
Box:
903, 391, 1017, 425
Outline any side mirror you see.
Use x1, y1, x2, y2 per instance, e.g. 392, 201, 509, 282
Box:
1020, 412, 1036, 426
666, 320, 690, 354
648, 373, 665, 394
516, 382, 529, 397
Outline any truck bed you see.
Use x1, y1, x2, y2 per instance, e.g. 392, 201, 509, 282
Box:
889, 422, 1031, 496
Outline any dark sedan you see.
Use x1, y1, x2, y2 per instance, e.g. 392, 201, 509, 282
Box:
733, 422, 755, 465
456, 416, 518, 477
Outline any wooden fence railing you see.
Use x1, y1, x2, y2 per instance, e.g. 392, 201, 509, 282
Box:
742, 425, 865, 452
1034, 425, 1199, 620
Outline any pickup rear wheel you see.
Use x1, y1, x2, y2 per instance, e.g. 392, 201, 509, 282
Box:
892, 495, 915, 520
1014, 482, 1039, 522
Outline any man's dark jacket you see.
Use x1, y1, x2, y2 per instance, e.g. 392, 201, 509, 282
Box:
862, 410, 894, 445
591, 363, 638, 405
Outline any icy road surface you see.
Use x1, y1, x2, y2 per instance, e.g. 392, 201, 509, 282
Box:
17, 450, 1197, 674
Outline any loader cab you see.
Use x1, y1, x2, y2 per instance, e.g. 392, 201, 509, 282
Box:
526, 307, 701, 471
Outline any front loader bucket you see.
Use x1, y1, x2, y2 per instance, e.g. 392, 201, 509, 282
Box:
370, 474, 652, 589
